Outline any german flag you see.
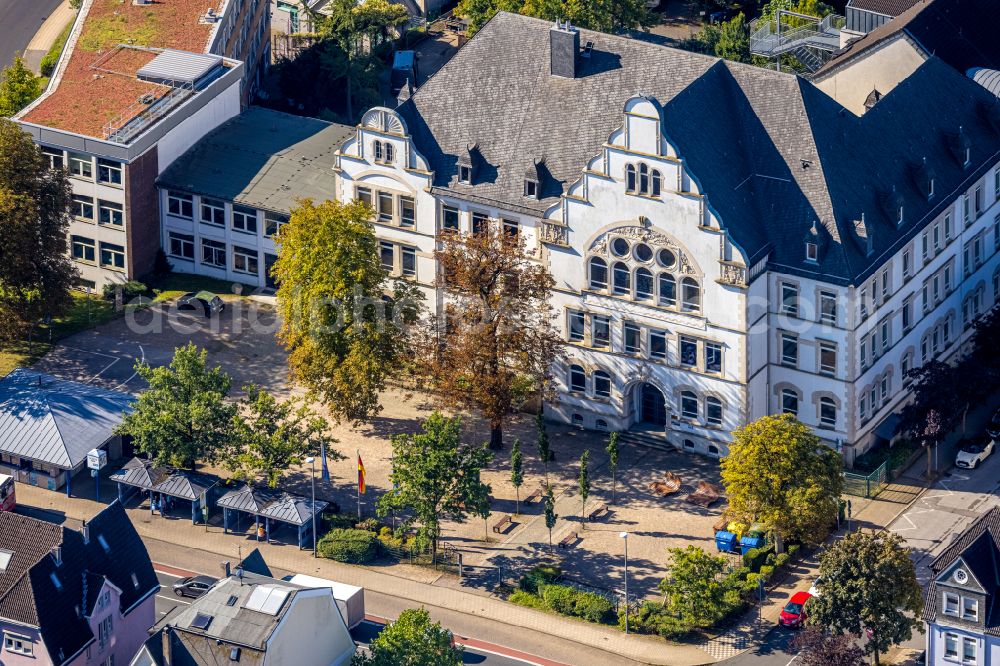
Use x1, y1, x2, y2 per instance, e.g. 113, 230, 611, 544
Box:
358, 454, 366, 495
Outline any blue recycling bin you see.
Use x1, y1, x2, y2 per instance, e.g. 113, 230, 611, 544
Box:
739, 532, 765, 555
715, 530, 739, 553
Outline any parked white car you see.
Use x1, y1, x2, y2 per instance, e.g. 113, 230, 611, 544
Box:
807, 576, 822, 597
955, 439, 995, 469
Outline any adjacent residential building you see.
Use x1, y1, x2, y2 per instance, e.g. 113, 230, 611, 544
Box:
130, 570, 355, 666
12, 0, 271, 290
0, 369, 133, 494
840, 0, 922, 45
0, 502, 159, 666
333, 14, 1000, 462
156, 107, 352, 289
923, 507, 1000, 665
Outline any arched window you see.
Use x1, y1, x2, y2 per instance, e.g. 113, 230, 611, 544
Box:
706, 396, 723, 426
681, 277, 701, 312
781, 389, 799, 416
569, 364, 586, 392
659, 273, 676, 307
639, 163, 649, 194
384, 143, 395, 164
635, 268, 654, 299
680, 390, 698, 419
625, 164, 636, 193
683, 439, 695, 449
651, 169, 662, 197
819, 397, 836, 428
572, 413, 584, 426
593, 370, 612, 398
613, 262, 630, 295
373, 141, 383, 161
596, 419, 608, 431
589, 257, 608, 290
708, 444, 719, 456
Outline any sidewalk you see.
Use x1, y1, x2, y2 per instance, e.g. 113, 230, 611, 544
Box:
15, 482, 715, 666
23, 0, 74, 74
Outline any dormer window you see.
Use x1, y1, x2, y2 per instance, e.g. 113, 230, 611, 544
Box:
373, 140, 394, 165
897, 205, 904, 226
928, 178, 935, 199
963, 596, 978, 621
459, 165, 472, 184
943, 592, 959, 616
524, 179, 538, 198
805, 241, 818, 262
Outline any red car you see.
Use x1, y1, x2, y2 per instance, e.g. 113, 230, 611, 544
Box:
778, 591, 812, 628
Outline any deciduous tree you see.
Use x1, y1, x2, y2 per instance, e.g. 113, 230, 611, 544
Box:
543, 484, 557, 547
226, 384, 342, 487
0, 119, 76, 341
688, 13, 751, 63
658, 546, 731, 628
807, 531, 923, 666
377, 412, 492, 562
273, 199, 421, 425
790, 627, 866, 666
606, 432, 619, 504
720, 414, 842, 552
578, 449, 589, 525
352, 607, 463, 666
536, 411, 551, 484
457, 0, 656, 36
0, 57, 41, 117
510, 439, 523, 515
116, 344, 234, 469
419, 221, 562, 450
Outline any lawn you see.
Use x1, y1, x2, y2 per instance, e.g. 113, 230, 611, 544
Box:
148, 274, 257, 303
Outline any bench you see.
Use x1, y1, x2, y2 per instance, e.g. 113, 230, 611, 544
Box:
558, 531, 578, 549
650, 481, 679, 496
492, 514, 513, 534
525, 488, 544, 504
587, 503, 609, 522
685, 481, 721, 508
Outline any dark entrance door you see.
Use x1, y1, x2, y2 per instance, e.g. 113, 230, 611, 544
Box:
640, 383, 667, 426
264, 253, 278, 290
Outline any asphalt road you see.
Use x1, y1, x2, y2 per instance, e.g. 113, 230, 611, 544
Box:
153, 570, 534, 666
718, 627, 800, 666
0, 0, 64, 67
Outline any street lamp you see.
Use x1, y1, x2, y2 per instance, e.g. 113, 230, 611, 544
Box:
619, 531, 629, 634
305, 457, 317, 558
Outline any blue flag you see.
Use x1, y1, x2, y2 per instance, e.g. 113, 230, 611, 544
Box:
320, 440, 331, 482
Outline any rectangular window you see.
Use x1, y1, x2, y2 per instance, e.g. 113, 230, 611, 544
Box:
472, 211, 489, 235
99, 242, 125, 270
974, 236, 983, 267
880, 319, 890, 353
680, 336, 697, 367
71, 194, 95, 221
819, 342, 836, 375
880, 375, 889, 403
97, 158, 122, 185
681, 393, 698, 419
902, 297, 913, 331
232, 205, 257, 233
71, 235, 95, 263
902, 250, 911, 280
623, 322, 641, 354
40, 146, 63, 170
861, 339, 868, 368
442, 205, 459, 231
962, 596, 978, 621
401, 246, 416, 277
4, 634, 32, 656
944, 213, 952, 241
592, 316, 610, 348
860, 287, 868, 320
233, 245, 259, 275
400, 197, 415, 227
168, 232, 194, 260
820, 400, 836, 428
996, 169, 1000, 198
933, 275, 941, 303
568, 310, 585, 342
819, 291, 837, 325
502, 218, 519, 237
265, 211, 289, 237
377, 192, 394, 224
68, 152, 92, 179
97, 200, 123, 227
881, 269, 890, 301
202, 239, 226, 267
860, 395, 867, 420
200, 198, 225, 226
975, 185, 983, 215
704, 342, 722, 374
944, 634, 958, 658
781, 333, 798, 367
944, 266, 952, 292
963, 637, 977, 664
593, 372, 611, 398
870, 386, 878, 410
356, 186, 373, 209
933, 224, 941, 251
98, 615, 113, 650
870, 332, 878, 360
780, 282, 798, 316
706, 399, 722, 426
921, 232, 929, 260
379, 241, 394, 271
649, 331, 667, 360
964, 193, 971, 225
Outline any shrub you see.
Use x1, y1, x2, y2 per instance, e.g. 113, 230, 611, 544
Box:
318, 528, 379, 563
356, 517, 380, 532
774, 552, 790, 568
765, 552, 776, 566
570, 590, 614, 623
759, 564, 775, 581
540, 584, 576, 615
40, 23, 72, 77
743, 545, 773, 572
622, 602, 691, 640
787, 544, 800, 560
325, 513, 356, 530
102, 280, 147, 301
518, 564, 561, 594
509, 590, 546, 609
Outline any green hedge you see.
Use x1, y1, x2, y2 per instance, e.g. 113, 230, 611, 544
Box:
619, 602, 691, 640
518, 564, 561, 594
539, 584, 615, 624
743, 544, 774, 572
509, 589, 546, 609
102, 280, 147, 301
318, 528, 379, 563
40, 23, 72, 77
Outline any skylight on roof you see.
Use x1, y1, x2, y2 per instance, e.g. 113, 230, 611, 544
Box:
0, 549, 13, 573
97, 534, 110, 554
243, 584, 291, 616
49, 572, 62, 591
191, 612, 213, 631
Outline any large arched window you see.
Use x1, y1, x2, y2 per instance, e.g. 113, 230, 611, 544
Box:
681, 277, 701, 313
625, 164, 636, 193
819, 397, 836, 428
569, 364, 586, 392
612, 262, 631, 295
639, 163, 649, 194
781, 389, 799, 416
706, 396, 723, 426
659, 273, 676, 307
593, 370, 612, 398
680, 391, 698, 419
589, 257, 608, 290
635, 268, 654, 300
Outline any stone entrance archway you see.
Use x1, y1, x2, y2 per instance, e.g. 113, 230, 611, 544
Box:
638, 382, 667, 427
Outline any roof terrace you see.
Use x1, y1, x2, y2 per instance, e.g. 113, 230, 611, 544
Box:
19, 0, 226, 140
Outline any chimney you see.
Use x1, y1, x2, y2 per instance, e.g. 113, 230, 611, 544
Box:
162, 628, 173, 666
81, 520, 89, 545
52, 546, 62, 567
549, 20, 579, 79
223, 561, 231, 577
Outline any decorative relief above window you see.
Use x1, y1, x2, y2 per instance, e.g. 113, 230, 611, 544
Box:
718, 262, 747, 288
539, 221, 569, 247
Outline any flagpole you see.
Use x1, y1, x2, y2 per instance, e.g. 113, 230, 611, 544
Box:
357, 450, 361, 520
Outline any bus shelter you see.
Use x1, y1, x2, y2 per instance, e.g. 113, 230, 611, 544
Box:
111, 457, 219, 524
219, 484, 327, 548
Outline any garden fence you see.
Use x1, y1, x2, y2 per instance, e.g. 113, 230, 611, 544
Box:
842, 461, 888, 498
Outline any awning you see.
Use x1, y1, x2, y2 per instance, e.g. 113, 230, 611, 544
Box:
874, 413, 903, 441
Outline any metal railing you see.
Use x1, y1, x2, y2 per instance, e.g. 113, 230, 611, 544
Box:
749, 10, 844, 71
102, 81, 194, 144
843, 461, 888, 498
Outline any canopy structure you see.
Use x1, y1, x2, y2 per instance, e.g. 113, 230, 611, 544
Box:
110, 457, 219, 523
218, 485, 327, 548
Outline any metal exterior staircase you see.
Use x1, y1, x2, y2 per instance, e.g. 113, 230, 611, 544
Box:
750, 11, 845, 73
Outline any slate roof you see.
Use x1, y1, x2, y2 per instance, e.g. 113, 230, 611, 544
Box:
399, 12, 1000, 284
0, 369, 133, 470
924, 507, 1000, 635
846, 0, 921, 17
218, 485, 325, 525
816, 0, 1000, 79
110, 457, 170, 490
157, 106, 353, 214
0, 502, 158, 664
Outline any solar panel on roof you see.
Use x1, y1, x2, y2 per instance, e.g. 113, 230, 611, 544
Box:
244, 584, 290, 616
191, 612, 213, 630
